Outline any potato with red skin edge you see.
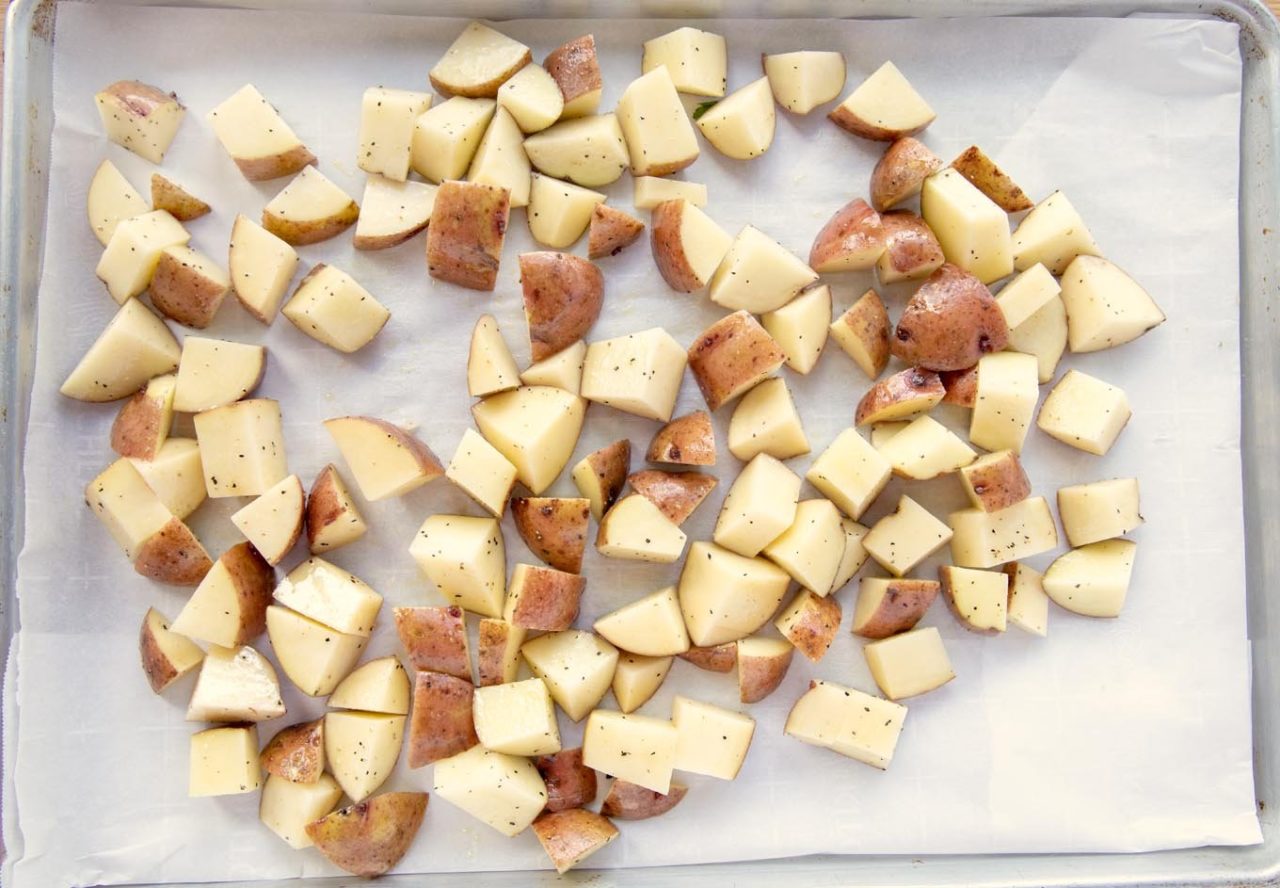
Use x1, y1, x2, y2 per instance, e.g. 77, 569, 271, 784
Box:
940, 366, 979, 407
426, 181, 510, 291
627, 470, 717, 526
602, 779, 688, 820
960, 450, 1031, 512
544, 35, 603, 118
687, 310, 787, 411
647, 411, 715, 466
877, 210, 945, 284
111, 376, 173, 459
429, 22, 531, 98
506, 563, 585, 631
871, 137, 944, 212
855, 367, 945, 426
149, 247, 230, 329
830, 289, 890, 380
305, 464, 366, 554
519, 252, 604, 362
649, 199, 731, 293
261, 718, 325, 783
588, 205, 644, 259
776, 590, 842, 661
572, 438, 631, 521
851, 578, 940, 639
736, 636, 794, 703
809, 197, 886, 273
393, 606, 470, 681
892, 264, 1009, 371
407, 671, 478, 768
477, 619, 524, 687
511, 496, 590, 574
134, 517, 213, 586
532, 808, 619, 874
950, 145, 1033, 213
679, 642, 737, 673
305, 792, 428, 878
535, 748, 598, 813
151, 173, 210, 221
138, 606, 202, 693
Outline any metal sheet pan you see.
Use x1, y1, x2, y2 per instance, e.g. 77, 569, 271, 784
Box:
2, 1, 1277, 885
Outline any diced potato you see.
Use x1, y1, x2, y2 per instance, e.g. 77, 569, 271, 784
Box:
679, 643, 737, 673
647, 411, 716, 467
150, 174, 207, 221
305, 792, 428, 877
920, 168, 1013, 285
87, 159, 146, 245
581, 328, 687, 422
172, 337, 266, 413
696, 77, 776, 160
149, 244, 229, 329
997, 263, 1061, 330
634, 176, 707, 209
478, 618, 526, 686
544, 34, 603, 118
357, 87, 432, 182
170, 543, 273, 648
642, 26, 727, 96
532, 808, 619, 874
736, 636, 794, 704
763, 499, 845, 595
407, 671, 478, 768
671, 696, 755, 779
273, 557, 382, 636
806, 428, 891, 520
1036, 369, 1131, 456
583, 710, 678, 793
282, 264, 390, 353
267, 605, 368, 697
1042, 540, 1137, 618
430, 20, 531, 97
394, 606, 470, 680
710, 225, 817, 314
829, 61, 934, 141
616, 66, 700, 176
594, 586, 691, 657
969, 351, 1039, 454
1012, 191, 1101, 275
588, 205, 645, 260
186, 645, 285, 723
763, 50, 846, 115
864, 626, 955, 700
523, 630, 619, 721
527, 173, 605, 249
864, 495, 953, 577
612, 654, 674, 713
959, 449, 1031, 513
207, 84, 314, 180
468, 107, 532, 207
467, 313, 520, 398
505, 563, 585, 632
851, 577, 939, 639
939, 565, 1008, 633
193, 398, 288, 498
409, 514, 506, 618
228, 215, 299, 324
949, 145, 1032, 213
189, 725, 259, 797
728, 377, 810, 462
869, 421, 910, 449
1058, 478, 1142, 547
425, 180, 511, 291
324, 415, 444, 500
446, 428, 518, 517
1004, 562, 1049, 636
808, 198, 885, 273
678, 541, 791, 646
829, 289, 890, 380
325, 711, 405, 802
96, 79, 185, 163
948, 497, 1058, 568
498, 64, 563, 133
259, 773, 343, 849
571, 438, 631, 521
473, 678, 561, 756
650, 199, 733, 293
876, 414, 976, 480
261, 719, 324, 788
1060, 255, 1166, 353
1007, 290, 1069, 384
521, 340, 587, 393
127, 438, 205, 520
714, 453, 801, 557
597, 495, 688, 564
784, 679, 906, 769
831, 518, 871, 593
687, 311, 787, 413
472, 386, 587, 494
855, 367, 945, 426
762, 284, 831, 375
433, 746, 547, 837
511, 497, 590, 574
774, 588, 842, 661
871, 137, 944, 212
305, 464, 367, 554
139, 607, 204, 693
261, 167, 360, 247
523, 114, 629, 188
329, 656, 411, 715
410, 97, 496, 183
353, 175, 437, 251
96, 210, 190, 304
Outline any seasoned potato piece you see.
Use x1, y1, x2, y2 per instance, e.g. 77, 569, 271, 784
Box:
544, 35, 603, 118
430, 21, 531, 98
426, 180, 510, 291
870, 137, 943, 212
687, 310, 786, 412
648, 411, 715, 466
535, 748, 598, 813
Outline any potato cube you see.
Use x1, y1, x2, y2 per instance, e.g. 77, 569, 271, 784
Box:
324, 416, 444, 501
774, 589, 842, 661
634, 176, 707, 209
714, 453, 801, 556
193, 398, 288, 498
172, 336, 266, 414
1058, 478, 1142, 547
709, 226, 818, 314
572, 439, 631, 521
876, 414, 976, 480
736, 636, 794, 704
527, 173, 606, 249
473, 678, 561, 756
228, 215, 299, 325
229, 473, 304, 565
678, 541, 791, 647
472, 386, 587, 494
259, 773, 343, 849
612, 654, 673, 713
88, 159, 145, 245
410, 97, 496, 183
1042, 540, 1136, 618
960, 450, 1031, 513
940, 565, 1008, 633
522, 630, 619, 722
870, 421, 910, 448
273, 557, 382, 636
969, 351, 1039, 454
597, 495, 688, 563
581, 328, 688, 422
433, 746, 547, 837
594, 585, 690, 657
522, 114, 629, 188
186, 645, 285, 723
1012, 191, 1101, 275
920, 168, 1012, 284
171, 543, 273, 648
996, 263, 1061, 330
139, 607, 204, 693
96, 210, 191, 304
651, 199, 733, 292
616, 66, 700, 176
805, 428, 891, 520
446, 428, 518, 517
409, 515, 506, 617
784, 679, 906, 769
282, 264, 389, 353
430, 21, 531, 98
829, 289, 890, 380
505, 563, 585, 631
763, 50, 847, 115
86, 457, 182, 563
948, 497, 1058, 568
61, 299, 181, 403
864, 626, 954, 700
1007, 291, 1068, 384
189, 725, 259, 797
521, 340, 587, 393
829, 61, 934, 142
762, 499, 845, 595
358, 87, 432, 182
696, 77, 777, 161
426, 180, 511, 291
642, 26, 727, 96
762, 283, 831, 375
96, 80, 186, 164
326, 712, 405, 802
207, 84, 314, 181
478, 618, 526, 686
831, 518, 871, 593
395, 605, 470, 680
1060, 255, 1166, 352
1004, 562, 1049, 636
1037, 369, 1131, 456
261, 167, 359, 247
728, 377, 810, 462
851, 577, 939, 639
266, 605, 368, 697
671, 696, 755, 779
497, 64, 563, 133
863, 495, 953, 577
583, 710, 678, 793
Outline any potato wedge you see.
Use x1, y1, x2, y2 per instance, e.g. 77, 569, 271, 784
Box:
96, 79, 185, 163
407, 671, 478, 767
727, 376, 810, 462
696, 76, 776, 161
425, 180, 510, 291
775, 589, 842, 661
891, 264, 1009, 371
170, 541, 275, 648
960, 449, 1031, 513
467, 107, 532, 207
394, 606, 470, 680
627, 470, 717, 526
193, 399, 289, 499
1042, 539, 1136, 618
829, 61, 934, 141
617, 66, 700, 175
877, 210, 945, 285
597, 495, 688, 564
230, 474, 304, 565
544, 34, 603, 118
110, 374, 175, 460
532, 808, 619, 874
260, 718, 325, 784
498, 64, 564, 133
505, 563, 585, 631
687, 310, 786, 411
139, 606, 203, 693
829, 289, 890, 380
650, 199, 732, 293
521, 340, 587, 393
324, 415, 444, 501
679, 541, 791, 646
647, 411, 715, 466
352, 175, 436, 251
305, 792, 428, 878
523, 630, 619, 722
602, 779, 686, 820
262, 167, 359, 246
305, 464, 367, 554
186, 644, 285, 722
571, 439, 630, 521
642, 26, 727, 96
430, 21, 531, 98
523, 114, 629, 187
851, 577, 939, 639
940, 565, 1009, 633
207, 84, 314, 181
612, 653, 673, 713
520, 252, 604, 362
150, 173, 209, 222
511, 496, 590, 574
950, 145, 1033, 213
736, 636, 793, 703
527, 173, 605, 249
259, 773, 342, 850
594, 586, 690, 657
678, 642, 737, 673
472, 386, 587, 494
763, 50, 846, 115
870, 137, 943, 212
536, 748, 598, 813
761, 283, 831, 375
855, 367, 944, 426
228, 215, 298, 325
150, 245, 230, 329
809, 197, 885, 273
588, 205, 645, 259
61, 299, 181, 403
329, 656, 411, 716
87, 159, 145, 245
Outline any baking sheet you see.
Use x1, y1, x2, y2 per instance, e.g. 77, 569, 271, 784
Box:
4, 5, 1260, 886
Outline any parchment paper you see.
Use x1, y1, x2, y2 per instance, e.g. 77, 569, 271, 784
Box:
4, 5, 1260, 885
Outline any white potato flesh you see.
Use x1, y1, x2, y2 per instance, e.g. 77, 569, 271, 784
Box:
498, 64, 564, 133
805, 427, 891, 520
433, 746, 547, 837
678, 541, 791, 646
1012, 191, 1102, 274
323, 416, 441, 501
468, 313, 521, 398
193, 398, 288, 498
173, 337, 266, 413
633, 176, 707, 209
662, 200, 733, 289
523, 115, 629, 188
876, 414, 977, 480
617, 66, 700, 176
941, 566, 1008, 632
863, 495, 953, 577
969, 351, 1039, 454
920, 168, 1013, 284
869, 421, 910, 449
612, 654, 673, 714
471, 385, 587, 494
353, 175, 437, 250
478, 619, 527, 686
306, 466, 366, 555
762, 283, 831, 375
764, 50, 846, 114
948, 497, 1059, 569
831, 518, 871, 593
709, 225, 817, 314
85, 458, 173, 559
1006, 562, 1049, 636
1007, 290, 1068, 384
672, 695, 755, 779
259, 773, 343, 849
283, 264, 390, 354
410, 97, 496, 183
430, 21, 531, 98
87, 159, 147, 245
357, 87, 432, 182
189, 725, 259, 797
1058, 478, 1142, 547
473, 678, 562, 756
409, 514, 506, 618
697, 77, 776, 160
186, 644, 285, 723
583, 709, 678, 793
468, 106, 532, 207
642, 27, 728, 97
229, 215, 299, 324
521, 340, 587, 393
598, 495, 688, 564
996, 263, 1061, 330
831, 61, 935, 139
273, 557, 382, 636
207, 84, 309, 175
263, 167, 359, 237
527, 173, 606, 249
864, 627, 955, 700
581, 328, 688, 422
266, 605, 368, 697
784, 679, 906, 769
714, 453, 802, 557
96, 81, 185, 163
1037, 369, 1131, 456
141, 607, 204, 691
727, 376, 810, 462
329, 656, 411, 715
1060, 255, 1166, 353
1042, 539, 1137, 618
594, 586, 691, 657
446, 428, 518, 517
324, 711, 405, 802
129, 437, 205, 519
169, 556, 261, 648
96, 209, 190, 304
762, 499, 845, 595
522, 630, 619, 722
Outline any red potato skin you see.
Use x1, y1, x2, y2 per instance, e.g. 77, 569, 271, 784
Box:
588, 205, 645, 259
407, 671, 479, 767
133, 517, 213, 586
950, 145, 1034, 213
738, 646, 794, 703
535, 748, 599, 813
891, 263, 1009, 371
336, 416, 445, 481
394, 606, 470, 681
870, 137, 943, 212
260, 718, 325, 783
781, 594, 843, 662
510, 565, 586, 631
220, 541, 276, 644
852, 579, 940, 639
305, 792, 429, 878
965, 453, 1032, 512
139, 617, 181, 693
940, 366, 979, 407
879, 210, 945, 280
601, 779, 688, 820
583, 439, 631, 516
519, 252, 605, 362
110, 388, 165, 459
305, 464, 363, 552
650, 200, 708, 293
544, 35, 603, 107
855, 367, 945, 426
476, 619, 519, 687
426, 181, 511, 291
679, 643, 737, 673
627, 470, 718, 526
511, 496, 591, 574
808, 198, 886, 272
531, 808, 619, 874
687, 311, 787, 411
